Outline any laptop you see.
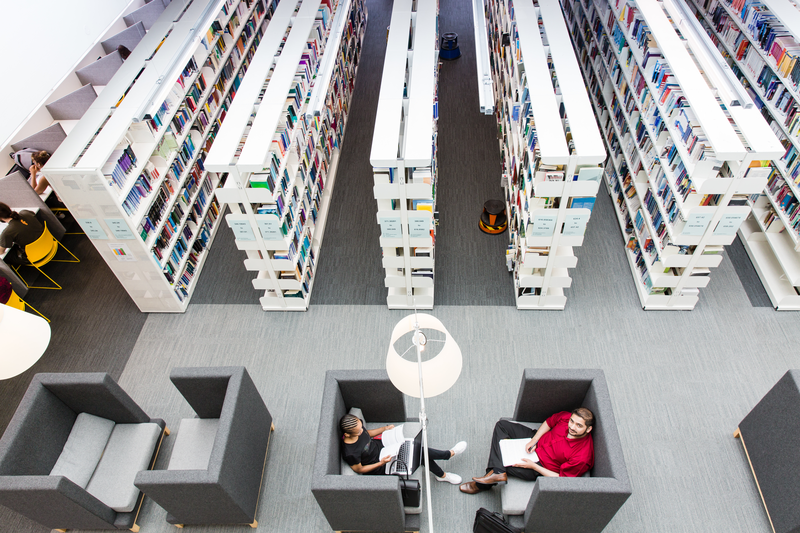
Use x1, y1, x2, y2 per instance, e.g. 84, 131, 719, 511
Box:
385, 429, 424, 475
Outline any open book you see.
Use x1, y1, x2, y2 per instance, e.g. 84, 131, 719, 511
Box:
499, 438, 539, 467
378, 424, 406, 458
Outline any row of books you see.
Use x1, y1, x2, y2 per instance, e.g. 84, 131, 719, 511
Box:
170, 198, 221, 299
145, 3, 268, 269
103, 145, 138, 190
721, 0, 800, 88
121, 165, 160, 217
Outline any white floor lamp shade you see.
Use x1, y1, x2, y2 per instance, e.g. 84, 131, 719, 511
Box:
385, 313, 462, 398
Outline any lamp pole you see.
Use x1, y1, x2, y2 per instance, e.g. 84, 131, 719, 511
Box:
412, 319, 435, 533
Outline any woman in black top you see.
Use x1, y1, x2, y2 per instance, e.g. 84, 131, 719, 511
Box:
339, 413, 467, 484
0, 203, 44, 264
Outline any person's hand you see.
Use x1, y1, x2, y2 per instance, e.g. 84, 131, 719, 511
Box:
381, 455, 393, 464
385, 424, 395, 430
513, 458, 537, 469
525, 439, 537, 453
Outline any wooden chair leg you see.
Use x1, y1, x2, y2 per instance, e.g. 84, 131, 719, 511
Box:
55, 529, 66, 532
271, 422, 275, 431
174, 525, 184, 529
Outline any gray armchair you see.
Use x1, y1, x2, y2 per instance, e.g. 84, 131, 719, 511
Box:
500, 369, 631, 533
735, 370, 800, 533
0, 373, 168, 531
311, 369, 421, 533
134, 366, 273, 527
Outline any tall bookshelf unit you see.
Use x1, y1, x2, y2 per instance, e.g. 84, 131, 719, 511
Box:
44, 0, 278, 312
485, 0, 607, 310
561, 0, 783, 309
370, 0, 440, 310
689, 0, 800, 309
207, 0, 367, 310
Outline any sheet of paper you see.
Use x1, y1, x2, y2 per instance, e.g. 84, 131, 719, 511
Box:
499, 438, 539, 467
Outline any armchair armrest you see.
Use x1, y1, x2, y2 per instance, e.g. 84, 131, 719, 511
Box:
0, 475, 116, 530
36, 373, 153, 424
524, 474, 631, 533
311, 473, 407, 532
134, 469, 253, 525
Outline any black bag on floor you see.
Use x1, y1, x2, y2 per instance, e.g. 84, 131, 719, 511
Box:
473, 507, 523, 533
392, 459, 420, 508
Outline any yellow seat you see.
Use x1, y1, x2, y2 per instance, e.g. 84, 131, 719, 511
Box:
13, 222, 79, 290
5, 290, 49, 322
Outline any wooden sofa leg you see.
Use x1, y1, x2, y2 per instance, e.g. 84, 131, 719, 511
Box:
174, 525, 184, 529
249, 519, 258, 528
130, 524, 140, 532
164, 426, 171, 436
733, 427, 741, 438
55, 529, 66, 532
271, 422, 275, 431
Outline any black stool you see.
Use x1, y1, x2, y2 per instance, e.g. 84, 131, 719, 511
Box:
440, 32, 461, 60
479, 200, 507, 234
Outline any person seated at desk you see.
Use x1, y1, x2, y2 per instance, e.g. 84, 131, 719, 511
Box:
340, 413, 467, 484
28, 151, 51, 195
459, 408, 595, 494
0, 202, 44, 264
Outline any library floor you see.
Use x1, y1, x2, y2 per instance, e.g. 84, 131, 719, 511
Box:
2, 1, 799, 532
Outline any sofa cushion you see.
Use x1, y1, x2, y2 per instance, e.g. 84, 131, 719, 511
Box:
50, 413, 115, 488
86, 422, 160, 512
167, 418, 220, 471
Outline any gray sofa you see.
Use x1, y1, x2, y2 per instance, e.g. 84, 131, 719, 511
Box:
134, 366, 273, 527
0, 373, 167, 531
311, 369, 421, 533
735, 370, 800, 533
500, 369, 631, 533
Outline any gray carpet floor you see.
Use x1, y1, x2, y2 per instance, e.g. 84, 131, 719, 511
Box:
0, 0, 797, 532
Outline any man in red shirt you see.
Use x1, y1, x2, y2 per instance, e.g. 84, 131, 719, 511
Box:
460, 408, 594, 494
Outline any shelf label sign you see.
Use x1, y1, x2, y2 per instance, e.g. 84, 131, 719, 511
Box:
563, 213, 590, 236
228, 219, 255, 241
577, 167, 603, 182
108, 243, 136, 262
257, 216, 282, 241
379, 216, 403, 239
407, 214, 430, 238
105, 219, 135, 240
77, 218, 107, 240
529, 213, 557, 237
713, 213, 747, 236
682, 212, 713, 236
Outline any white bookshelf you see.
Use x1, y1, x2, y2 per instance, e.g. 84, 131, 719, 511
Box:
561, 0, 784, 310
690, 0, 800, 309
484, 0, 606, 310
207, 0, 367, 310
370, 0, 439, 310
44, 0, 278, 312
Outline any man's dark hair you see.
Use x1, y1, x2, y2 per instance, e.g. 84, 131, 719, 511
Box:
572, 407, 595, 428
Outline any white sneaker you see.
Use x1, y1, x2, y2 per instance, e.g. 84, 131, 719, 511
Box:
436, 472, 462, 484
450, 441, 467, 457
